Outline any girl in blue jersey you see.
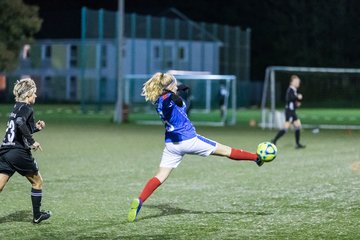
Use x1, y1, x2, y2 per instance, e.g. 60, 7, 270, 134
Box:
128, 72, 264, 222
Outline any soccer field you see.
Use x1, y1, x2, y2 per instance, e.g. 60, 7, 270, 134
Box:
0, 110, 359, 239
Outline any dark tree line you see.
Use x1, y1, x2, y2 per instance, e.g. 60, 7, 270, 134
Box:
0, 0, 42, 72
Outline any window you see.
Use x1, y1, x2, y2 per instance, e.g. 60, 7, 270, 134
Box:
100, 77, 107, 97
154, 46, 160, 59
101, 45, 107, 68
69, 45, 78, 67
44, 45, 52, 59
178, 47, 185, 60
69, 76, 77, 100
164, 46, 173, 69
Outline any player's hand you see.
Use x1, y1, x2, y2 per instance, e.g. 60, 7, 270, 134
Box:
36, 120, 46, 130
177, 84, 189, 92
32, 142, 43, 151
296, 101, 302, 107
297, 93, 303, 100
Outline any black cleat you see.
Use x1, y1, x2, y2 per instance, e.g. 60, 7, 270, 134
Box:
270, 139, 276, 146
33, 210, 52, 224
295, 143, 306, 149
255, 157, 264, 167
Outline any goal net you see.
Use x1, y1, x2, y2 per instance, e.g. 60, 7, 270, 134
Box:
124, 72, 237, 126
261, 66, 360, 130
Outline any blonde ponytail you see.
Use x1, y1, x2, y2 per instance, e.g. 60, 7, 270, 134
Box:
142, 72, 176, 103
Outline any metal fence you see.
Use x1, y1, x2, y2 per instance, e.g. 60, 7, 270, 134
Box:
80, 8, 252, 109
3, 8, 253, 109
83, 8, 251, 79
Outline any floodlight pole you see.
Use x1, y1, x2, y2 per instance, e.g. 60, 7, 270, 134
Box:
114, 0, 125, 123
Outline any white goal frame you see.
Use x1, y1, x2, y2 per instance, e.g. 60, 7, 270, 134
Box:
124, 73, 237, 126
260, 66, 360, 130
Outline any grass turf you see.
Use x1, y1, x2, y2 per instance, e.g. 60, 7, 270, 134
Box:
0, 106, 359, 239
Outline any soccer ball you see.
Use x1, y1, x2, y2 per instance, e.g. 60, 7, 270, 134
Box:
257, 142, 277, 162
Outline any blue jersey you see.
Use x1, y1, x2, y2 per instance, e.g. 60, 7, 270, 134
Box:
155, 93, 197, 143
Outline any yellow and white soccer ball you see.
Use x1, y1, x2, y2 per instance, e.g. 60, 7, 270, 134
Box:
257, 142, 277, 162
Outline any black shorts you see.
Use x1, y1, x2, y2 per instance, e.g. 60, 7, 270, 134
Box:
219, 98, 225, 107
285, 109, 298, 122
0, 148, 39, 177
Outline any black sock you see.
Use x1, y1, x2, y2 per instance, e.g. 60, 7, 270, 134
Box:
295, 129, 300, 145
31, 188, 42, 218
273, 129, 286, 144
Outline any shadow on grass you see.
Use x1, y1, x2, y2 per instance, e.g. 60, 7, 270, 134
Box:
137, 203, 271, 222
113, 234, 178, 240
0, 210, 31, 223
114, 204, 271, 239
63, 204, 271, 239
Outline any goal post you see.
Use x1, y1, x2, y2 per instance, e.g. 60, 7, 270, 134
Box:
261, 66, 360, 130
124, 73, 237, 126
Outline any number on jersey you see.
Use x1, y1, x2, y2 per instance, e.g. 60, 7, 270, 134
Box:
5, 120, 15, 143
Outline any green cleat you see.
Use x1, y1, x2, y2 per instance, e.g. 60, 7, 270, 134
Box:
128, 198, 142, 222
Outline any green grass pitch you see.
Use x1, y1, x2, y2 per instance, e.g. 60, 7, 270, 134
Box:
0, 107, 359, 239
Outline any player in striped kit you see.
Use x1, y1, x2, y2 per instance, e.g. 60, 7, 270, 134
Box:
128, 72, 267, 222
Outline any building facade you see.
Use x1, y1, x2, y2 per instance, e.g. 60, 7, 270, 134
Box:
8, 37, 220, 103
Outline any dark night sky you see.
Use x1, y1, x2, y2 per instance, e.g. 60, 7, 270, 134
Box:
23, 0, 251, 38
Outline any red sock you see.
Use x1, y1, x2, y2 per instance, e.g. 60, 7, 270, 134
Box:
139, 177, 162, 203
229, 148, 258, 161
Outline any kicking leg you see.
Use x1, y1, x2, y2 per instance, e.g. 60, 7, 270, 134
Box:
212, 143, 263, 166
26, 172, 51, 224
